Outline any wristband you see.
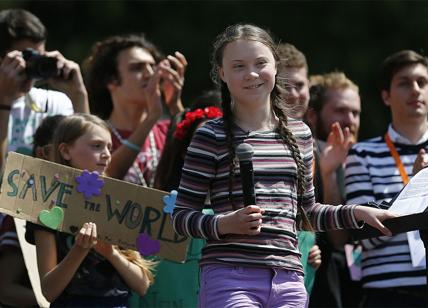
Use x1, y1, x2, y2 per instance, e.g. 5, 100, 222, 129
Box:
0, 104, 11, 111
122, 139, 141, 153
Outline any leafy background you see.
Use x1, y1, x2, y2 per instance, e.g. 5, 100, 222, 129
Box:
2, 1, 428, 140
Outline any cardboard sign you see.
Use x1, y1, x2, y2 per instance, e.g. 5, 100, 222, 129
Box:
0, 152, 189, 263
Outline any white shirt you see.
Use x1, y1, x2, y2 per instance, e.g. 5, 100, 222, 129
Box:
7, 87, 73, 155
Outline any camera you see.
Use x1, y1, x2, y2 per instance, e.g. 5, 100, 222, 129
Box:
22, 48, 59, 79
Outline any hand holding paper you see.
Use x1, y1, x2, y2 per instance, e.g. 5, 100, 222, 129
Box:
354, 206, 396, 236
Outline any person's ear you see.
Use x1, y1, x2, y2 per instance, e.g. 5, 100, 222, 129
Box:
107, 80, 118, 92
219, 67, 226, 83
107, 75, 121, 92
381, 90, 391, 107
58, 143, 71, 161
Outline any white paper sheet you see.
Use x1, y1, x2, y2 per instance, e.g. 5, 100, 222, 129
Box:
389, 167, 428, 215
388, 167, 428, 268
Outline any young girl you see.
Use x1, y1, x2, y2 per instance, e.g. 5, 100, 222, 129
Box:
26, 114, 155, 307
139, 91, 222, 308
171, 24, 395, 307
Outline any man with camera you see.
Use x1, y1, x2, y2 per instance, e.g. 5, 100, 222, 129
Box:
0, 9, 89, 307
0, 8, 89, 172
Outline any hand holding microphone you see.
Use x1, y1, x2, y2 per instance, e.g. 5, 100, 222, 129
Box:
217, 143, 264, 236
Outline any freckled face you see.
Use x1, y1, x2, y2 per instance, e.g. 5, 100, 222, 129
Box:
219, 40, 277, 108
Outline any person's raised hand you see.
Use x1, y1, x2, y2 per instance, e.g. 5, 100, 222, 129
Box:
0, 50, 27, 103
412, 148, 428, 175
159, 51, 187, 115
320, 122, 354, 175
44, 51, 86, 96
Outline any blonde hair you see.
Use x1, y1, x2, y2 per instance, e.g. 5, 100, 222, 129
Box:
119, 249, 157, 288
51, 113, 157, 285
309, 72, 358, 115
310, 72, 358, 92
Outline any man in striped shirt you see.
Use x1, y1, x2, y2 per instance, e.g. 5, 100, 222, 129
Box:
345, 50, 428, 307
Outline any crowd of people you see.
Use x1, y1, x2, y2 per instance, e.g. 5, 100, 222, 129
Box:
0, 8, 427, 308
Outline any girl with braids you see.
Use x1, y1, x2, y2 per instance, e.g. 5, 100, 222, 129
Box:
172, 24, 395, 307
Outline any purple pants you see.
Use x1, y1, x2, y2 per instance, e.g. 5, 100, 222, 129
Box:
198, 264, 308, 308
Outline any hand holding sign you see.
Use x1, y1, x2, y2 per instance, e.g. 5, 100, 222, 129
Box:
75, 222, 98, 249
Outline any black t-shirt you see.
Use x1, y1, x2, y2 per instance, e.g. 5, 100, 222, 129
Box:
25, 222, 130, 305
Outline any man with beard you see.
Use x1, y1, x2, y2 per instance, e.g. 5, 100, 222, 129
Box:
345, 50, 428, 307
305, 72, 362, 308
306, 72, 360, 205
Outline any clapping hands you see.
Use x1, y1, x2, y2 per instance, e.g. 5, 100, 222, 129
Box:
159, 51, 187, 115
319, 122, 355, 176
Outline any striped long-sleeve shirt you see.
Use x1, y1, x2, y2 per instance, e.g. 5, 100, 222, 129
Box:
345, 125, 428, 288
172, 117, 360, 272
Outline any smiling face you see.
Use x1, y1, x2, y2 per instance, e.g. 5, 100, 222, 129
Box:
108, 46, 156, 107
219, 39, 277, 108
382, 63, 428, 124
59, 124, 112, 174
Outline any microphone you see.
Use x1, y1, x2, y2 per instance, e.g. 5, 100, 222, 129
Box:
236, 143, 256, 206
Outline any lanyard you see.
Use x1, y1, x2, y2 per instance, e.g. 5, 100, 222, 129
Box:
384, 133, 409, 185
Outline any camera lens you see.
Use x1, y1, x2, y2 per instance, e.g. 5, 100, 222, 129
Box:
23, 48, 59, 79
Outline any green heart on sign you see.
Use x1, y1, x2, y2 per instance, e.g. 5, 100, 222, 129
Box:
38, 206, 64, 230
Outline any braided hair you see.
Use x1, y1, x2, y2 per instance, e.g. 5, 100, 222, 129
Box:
210, 24, 312, 230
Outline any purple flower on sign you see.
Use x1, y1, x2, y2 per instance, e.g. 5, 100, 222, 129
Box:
75, 170, 105, 199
